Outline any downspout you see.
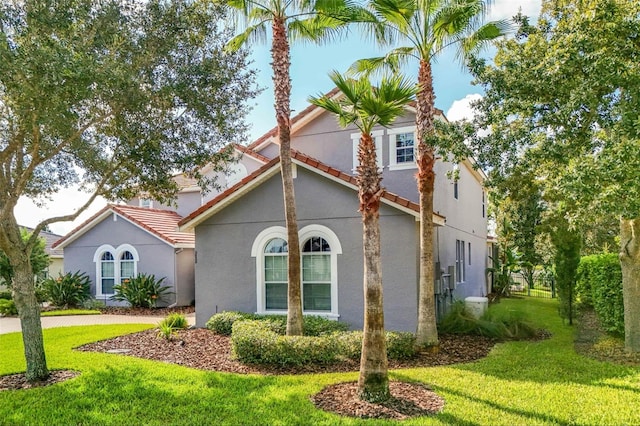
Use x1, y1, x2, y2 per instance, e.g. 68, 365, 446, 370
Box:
169, 248, 183, 307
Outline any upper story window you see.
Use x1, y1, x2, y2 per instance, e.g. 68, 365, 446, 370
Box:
482, 191, 486, 218
139, 198, 153, 208
352, 130, 383, 173
226, 162, 248, 187
388, 126, 416, 170
455, 239, 466, 283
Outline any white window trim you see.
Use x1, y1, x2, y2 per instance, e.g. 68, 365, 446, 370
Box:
226, 162, 248, 187
139, 198, 153, 208
352, 130, 384, 173
388, 126, 417, 171
93, 244, 139, 297
251, 225, 342, 319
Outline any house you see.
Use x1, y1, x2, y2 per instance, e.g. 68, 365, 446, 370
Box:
38, 229, 64, 279
177, 94, 489, 332
52, 204, 196, 307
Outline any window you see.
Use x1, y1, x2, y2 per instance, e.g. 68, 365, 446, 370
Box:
388, 126, 416, 170
93, 244, 139, 297
226, 162, 248, 187
352, 130, 383, 172
101, 252, 115, 295
302, 237, 331, 312
454, 181, 459, 199
252, 225, 342, 317
264, 238, 288, 310
139, 198, 153, 208
468, 242, 471, 266
455, 239, 466, 283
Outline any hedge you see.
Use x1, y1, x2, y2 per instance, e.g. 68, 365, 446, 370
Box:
206, 311, 349, 336
576, 254, 624, 336
230, 319, 417, 366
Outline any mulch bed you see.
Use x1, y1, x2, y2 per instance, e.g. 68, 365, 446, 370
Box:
0, 370, 79, 391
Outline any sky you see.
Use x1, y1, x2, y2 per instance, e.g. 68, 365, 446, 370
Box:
15, 0, 542, 236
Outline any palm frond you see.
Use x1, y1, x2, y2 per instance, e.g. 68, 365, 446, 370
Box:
457, 19, 511, 62
288, 15, 345, 43
225, 23, 268, 52
347, 47, 414, 77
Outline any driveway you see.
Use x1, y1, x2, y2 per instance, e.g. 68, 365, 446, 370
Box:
0, 313, 195, 335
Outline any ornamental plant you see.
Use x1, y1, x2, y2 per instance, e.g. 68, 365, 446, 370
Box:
157, 313, 189, 340
42, 271, 91, 308
111, 273, 172, 308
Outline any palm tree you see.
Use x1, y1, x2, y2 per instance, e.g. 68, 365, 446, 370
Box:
309, 71, 416, 402
226, 0, 352, 335
351, 0, 509, 347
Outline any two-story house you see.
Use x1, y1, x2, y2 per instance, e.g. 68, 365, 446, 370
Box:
177, 94, 489, 332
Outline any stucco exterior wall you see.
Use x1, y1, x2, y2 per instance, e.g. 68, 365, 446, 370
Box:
62, 213, 185, 307
194, 167, 420, 332
176, 248, 195, 306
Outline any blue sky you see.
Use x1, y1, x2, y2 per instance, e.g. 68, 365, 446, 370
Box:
17, 0, 542, 235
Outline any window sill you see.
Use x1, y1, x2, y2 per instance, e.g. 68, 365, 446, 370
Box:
388, 163, 416, 171
256, 311, 340, 320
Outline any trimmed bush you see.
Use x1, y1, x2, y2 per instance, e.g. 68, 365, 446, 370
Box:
42, 271, 91, 308
577, 254, 623, 336
0, 299, 17, 316
230, 320, 417, 366
206, 311, 348, 336
111, 273, 172, 308
0, 290, 12, 300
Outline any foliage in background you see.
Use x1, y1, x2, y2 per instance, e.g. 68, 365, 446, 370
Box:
469, 0, 640, 352
550, 213, 582, 325
42, 271, 91, 309
486, 218, 520, 297
0, 299, 17, 316
206, 311, 349, 337
438, 301, 538, 340
0, 229, 49, 286
111, 274, 172, 308
577, 254, 624, 336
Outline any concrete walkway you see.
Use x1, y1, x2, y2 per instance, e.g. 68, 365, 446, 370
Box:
0, 313, 195, 335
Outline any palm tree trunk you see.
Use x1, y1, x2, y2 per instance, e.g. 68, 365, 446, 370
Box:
271, 17, 303, 336
356, 133, 389, 403
415, 58, 439, 348
620, 218, 640, 352
5, 236, 49, 381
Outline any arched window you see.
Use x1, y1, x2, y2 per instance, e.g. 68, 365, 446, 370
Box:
100, 251, 115, 295
302, 237, 331, 312
93, 244, 139, 297
252, 225, 341, 318
120, 251, 135, 283
264, 238, 288, 310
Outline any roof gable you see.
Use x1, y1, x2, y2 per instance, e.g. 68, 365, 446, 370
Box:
178, 149, 446, 231
53, 205, 194, 249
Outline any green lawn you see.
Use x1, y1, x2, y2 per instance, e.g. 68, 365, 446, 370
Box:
41, 309, 102, 317
2, 298, 639, 425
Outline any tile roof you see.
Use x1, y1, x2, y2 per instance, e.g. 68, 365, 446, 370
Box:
53, 204, 194, 249
178, 148, 446, 230
21, 227, 64, 257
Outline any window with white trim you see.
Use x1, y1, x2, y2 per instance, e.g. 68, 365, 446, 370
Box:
352, 130, 383, 173
252, 225, 341, 317
101, 252, 115, 294
139, 198, 153, 208
302, 237, 332, 312
93, 244, 139, 296
226, 162, 248, 187
388, 126, 416, 170
456, 239, 466, 283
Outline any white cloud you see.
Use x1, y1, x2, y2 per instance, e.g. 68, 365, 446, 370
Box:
14, 188, 107, 236
446, 94, 483, 122
489, 0, 542, 21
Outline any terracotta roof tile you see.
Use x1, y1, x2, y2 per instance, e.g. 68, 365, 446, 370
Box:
53, 205, 194, 248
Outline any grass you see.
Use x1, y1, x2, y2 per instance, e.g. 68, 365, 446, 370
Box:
2, 298, 640, 425
41, 309, 102, 317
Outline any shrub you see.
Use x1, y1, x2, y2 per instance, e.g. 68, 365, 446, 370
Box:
577, 254, 624, 336
82, 298, 106, 310
206, 311, 349, 336
42, 271, 91, 308
0, 299, 17, 316
157, 314, 189, 340
439, 301, 537, 340
230, 320, 417, 366
110, 273, 172, 308
0, 290, 12, 300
